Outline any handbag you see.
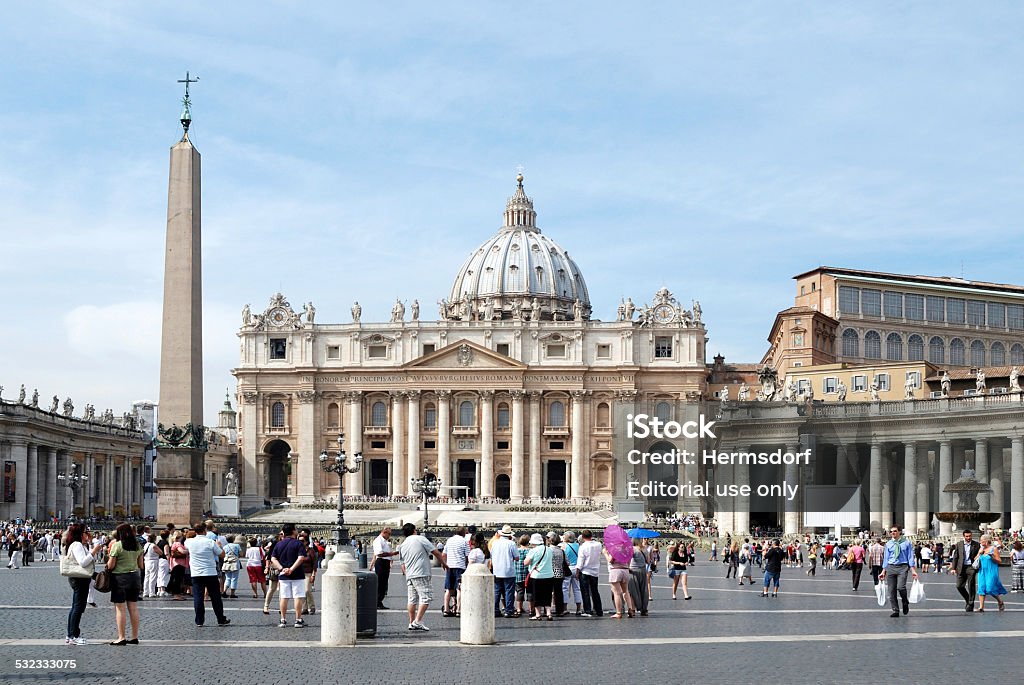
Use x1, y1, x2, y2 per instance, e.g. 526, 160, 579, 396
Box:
971, 555, 981, 570
93, 569, 112, 593
60, 548, 94, 579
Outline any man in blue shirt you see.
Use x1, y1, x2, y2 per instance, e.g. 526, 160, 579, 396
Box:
879, 524, 919, 618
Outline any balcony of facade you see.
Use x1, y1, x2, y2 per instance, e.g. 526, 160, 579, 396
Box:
452, 424, 478, 437
543, 424, 570, 436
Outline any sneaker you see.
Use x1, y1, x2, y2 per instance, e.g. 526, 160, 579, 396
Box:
65, 637, 73, 645
581, 612, 593, 617
411, 622, 429, 631
217, 618, 231, 626
72, 637, 87, 646
408, 623, 416, 630
278, 619, 288, 628
294, 619, 306, 628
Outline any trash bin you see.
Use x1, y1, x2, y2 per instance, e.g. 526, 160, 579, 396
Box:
359, 552, 368, 569
355, 571, 378, 638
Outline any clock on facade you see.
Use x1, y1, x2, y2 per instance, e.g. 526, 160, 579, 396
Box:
653, 303, 676, 324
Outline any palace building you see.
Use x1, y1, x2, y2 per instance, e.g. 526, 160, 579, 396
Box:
232, 176, 708, 513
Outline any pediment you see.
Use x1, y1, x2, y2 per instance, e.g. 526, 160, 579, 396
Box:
404, 339, 527, 370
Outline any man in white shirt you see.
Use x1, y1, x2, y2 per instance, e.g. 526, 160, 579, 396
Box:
489, 525, 518, 618
371, 527, 398, 609
398, 523, 446, 631
184, 522, 230, 627
576, 529, 604, 617
441, 526, 469, 616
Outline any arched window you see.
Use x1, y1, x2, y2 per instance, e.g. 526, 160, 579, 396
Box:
423, 403, 437, 430
908, 335, 924, 362
655, 401, 671, 422
459, 400, 474, 426
596, 402, 610, 427
549, 401, 565, 427
497, 402, 510, 429
271, 401, 285, 428
929, 337, 945, 364
991, 342, 1006, 366
841, 329, 859, 357
864, 331, 881, 359
1011, 343, 1024, 365
885, 333, 903, 361
327, 402, 340, 428
370, 401, 387, 426
950, 338, 966, 366
970, 340, 986, 367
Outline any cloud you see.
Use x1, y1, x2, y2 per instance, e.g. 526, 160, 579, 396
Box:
64, 301, 162, 359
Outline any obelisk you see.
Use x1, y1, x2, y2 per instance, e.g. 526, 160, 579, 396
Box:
154, 72, 207, 526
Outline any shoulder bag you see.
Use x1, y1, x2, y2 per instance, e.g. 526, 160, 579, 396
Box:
93, 568, 112, 593
60, 547, 94, 579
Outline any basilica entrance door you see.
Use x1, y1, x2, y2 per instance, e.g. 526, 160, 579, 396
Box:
368, 460, 388, 497
546, 460, 567, 498
495, 474, 510, 500
457, 459, 476, 499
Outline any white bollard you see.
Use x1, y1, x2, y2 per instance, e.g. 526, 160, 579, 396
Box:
321, 548, 357, 646
459, 564, 495, 645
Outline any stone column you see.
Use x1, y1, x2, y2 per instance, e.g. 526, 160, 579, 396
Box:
239, 392, 261, 510
57, 451, 70, 518
25, 444, 38, 520
835, 444, 849, 486
939, 440, 953, 536
437, 390, 451, 488
480, 391, 494, 498
734, 459, 749, 534
716, 459, 734, 534
391, 391, 406, 497
903, 442, 917, 533
974, 438, 990, 515
511, 391, 525, 502
990, 446, 1004, 529
347, 392, 364, 496
295, 391, 317, 503
916, 444, 930, 534
107, 454, 115, 514
1011, 437, 1024, 531
869, 442, 882, 532
880, 450, 892, 531
45, 447, 57, 518
570, 391, 586, 501
407, 391, 421, 487
784, 443, 800, 535
528, 392, 542, 499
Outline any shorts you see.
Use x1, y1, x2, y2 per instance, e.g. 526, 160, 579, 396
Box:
247, 566, 266, 583
407, 576, 433, 606
110, 571, 141, 604
279, 578, 306, 599
608, 568, 630, 584
444, 567, 465, 591
668, 569, 686, 578
515, 581, 527, 601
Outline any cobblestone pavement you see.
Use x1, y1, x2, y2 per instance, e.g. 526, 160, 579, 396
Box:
0, 557, 1021, 683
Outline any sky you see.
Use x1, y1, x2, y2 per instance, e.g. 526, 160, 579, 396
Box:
2, 2, 1022, 426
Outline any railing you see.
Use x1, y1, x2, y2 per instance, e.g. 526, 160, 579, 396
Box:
363, 425, 390, 436
451, 425, 478, 436
543, 424, 570, 435
722, 391, 1024, 422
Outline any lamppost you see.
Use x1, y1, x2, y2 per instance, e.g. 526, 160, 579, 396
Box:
57, 462, 89, 521
410, 467, 440, 534
318, 432, 362, 549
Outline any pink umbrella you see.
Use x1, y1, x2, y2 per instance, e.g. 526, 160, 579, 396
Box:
603, 525, 633, 565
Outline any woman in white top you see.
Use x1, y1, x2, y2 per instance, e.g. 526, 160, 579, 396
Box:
467, 532, 487, 566
142, 534, 161, 598
244, 538, 267, 598
62, 523, 103, 645
920, 544, 933, 573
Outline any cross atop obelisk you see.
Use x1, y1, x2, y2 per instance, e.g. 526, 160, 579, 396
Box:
177, 71, 199, 137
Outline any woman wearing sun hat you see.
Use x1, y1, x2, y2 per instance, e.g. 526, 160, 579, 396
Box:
524, 533, 555, 621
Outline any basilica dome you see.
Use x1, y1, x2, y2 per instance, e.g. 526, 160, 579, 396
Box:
446, 175, 591, 322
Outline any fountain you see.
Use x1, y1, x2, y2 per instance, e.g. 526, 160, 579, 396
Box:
935, 462, 1000, 531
